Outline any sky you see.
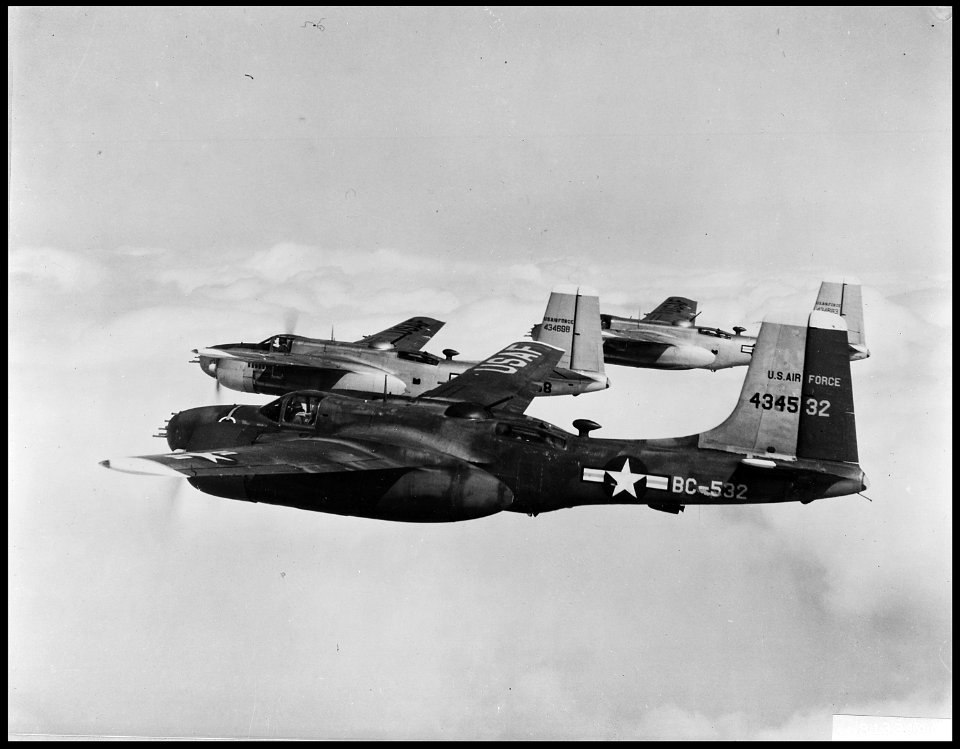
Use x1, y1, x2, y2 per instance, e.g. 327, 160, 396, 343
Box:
8, 6, 952, 740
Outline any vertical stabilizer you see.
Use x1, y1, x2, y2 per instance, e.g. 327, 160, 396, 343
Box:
814, 281, 869, 360
699, 317, 806, 459
699, 311, 859, 464
532, 286, 605, 376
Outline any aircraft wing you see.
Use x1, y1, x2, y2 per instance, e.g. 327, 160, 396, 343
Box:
356, 316, 445, 351
640, 296, 698, 325
601, 327, 685, 346
419, 341, 565, 414
101, 436, 450, 478
193, 347, 393, 375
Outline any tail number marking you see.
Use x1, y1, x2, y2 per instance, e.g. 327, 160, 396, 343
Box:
748, 393, 799, 413
672, 477, 748, 499
805, 398, 831, 416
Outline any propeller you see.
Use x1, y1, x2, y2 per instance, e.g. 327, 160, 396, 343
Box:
160, 476, 186, 518
283, 307, 300, 335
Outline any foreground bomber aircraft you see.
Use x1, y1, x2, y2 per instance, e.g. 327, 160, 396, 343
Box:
102, 310, 868, 521
194, 290, 608, 399
552, 281, 869, 371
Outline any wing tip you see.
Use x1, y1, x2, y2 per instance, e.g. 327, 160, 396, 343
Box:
100, 457, 186, 477
194, 347, 236, 359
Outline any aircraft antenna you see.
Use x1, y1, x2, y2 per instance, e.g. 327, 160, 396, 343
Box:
382, 375, 388, 402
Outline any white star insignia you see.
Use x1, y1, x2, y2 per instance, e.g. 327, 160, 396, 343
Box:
170, 451, 238, 464
606, 458, 645, 498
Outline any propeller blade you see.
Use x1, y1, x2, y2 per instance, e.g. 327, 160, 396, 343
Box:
283, 308, 300, 335
145, 475, 189, 526
213, 376, 225, 405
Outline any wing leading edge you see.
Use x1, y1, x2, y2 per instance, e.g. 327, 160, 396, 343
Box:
101, 436, 452, 478
641, 296, 698, 325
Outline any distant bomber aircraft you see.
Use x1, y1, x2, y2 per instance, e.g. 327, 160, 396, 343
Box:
534, 281, 870, 372
102, 310, 868, 522
193, 289, 609, 400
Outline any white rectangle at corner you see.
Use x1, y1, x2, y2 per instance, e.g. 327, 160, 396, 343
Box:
832, 714, 951, 741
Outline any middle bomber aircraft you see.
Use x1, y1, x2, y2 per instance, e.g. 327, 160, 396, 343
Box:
533, 281, 870, 371
102, 308, 868, 522
193, 288, 608, 400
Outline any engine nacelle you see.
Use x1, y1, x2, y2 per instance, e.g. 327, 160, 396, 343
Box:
215, 358, 256, 392
332, 371, 407, 395
213, 360, 408, 396
651, 345, 716, 369
376, 466, 515, 521
193, 465, 515, 522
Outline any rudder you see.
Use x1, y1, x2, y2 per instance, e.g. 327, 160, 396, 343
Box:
796, 311, 859, 463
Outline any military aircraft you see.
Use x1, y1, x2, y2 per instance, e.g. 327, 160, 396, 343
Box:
539, 281, 869, 371
193, 289, 608, 399
101, 309, 868, 522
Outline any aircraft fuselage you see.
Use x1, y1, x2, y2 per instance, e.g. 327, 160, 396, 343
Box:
200, 336, 608, 398
600, 318, 755, 371
163, 392, 865, 522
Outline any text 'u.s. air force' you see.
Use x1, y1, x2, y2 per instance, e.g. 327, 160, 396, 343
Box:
475, 344, 544, 374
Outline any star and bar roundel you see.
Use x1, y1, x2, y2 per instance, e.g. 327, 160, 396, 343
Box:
581, 455, 669, 499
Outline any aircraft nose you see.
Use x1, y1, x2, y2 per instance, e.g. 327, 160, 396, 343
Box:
196, 353, 218, 379
165, 411, 187, 450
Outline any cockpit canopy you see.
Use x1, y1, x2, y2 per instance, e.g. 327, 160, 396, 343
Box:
257, 335, 297, 353
397, 350, 441, 366
696, 326, 734, 339
260, 390, 328, 426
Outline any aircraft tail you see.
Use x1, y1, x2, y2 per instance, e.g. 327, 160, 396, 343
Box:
814, 281, 869, 360
699, 310, 859, 464
531, 285, 605, 376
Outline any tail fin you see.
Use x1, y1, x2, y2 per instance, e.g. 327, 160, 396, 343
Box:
814, 281, 869, 360
531, 285, 605, 376
699, 311, 859, 464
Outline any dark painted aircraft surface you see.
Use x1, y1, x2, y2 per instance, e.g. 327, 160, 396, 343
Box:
546, 281, 870, 371
103, 310, 868, 522
194, 290, 608, 399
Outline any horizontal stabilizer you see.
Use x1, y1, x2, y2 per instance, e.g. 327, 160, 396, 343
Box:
420, 341, 565, 414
